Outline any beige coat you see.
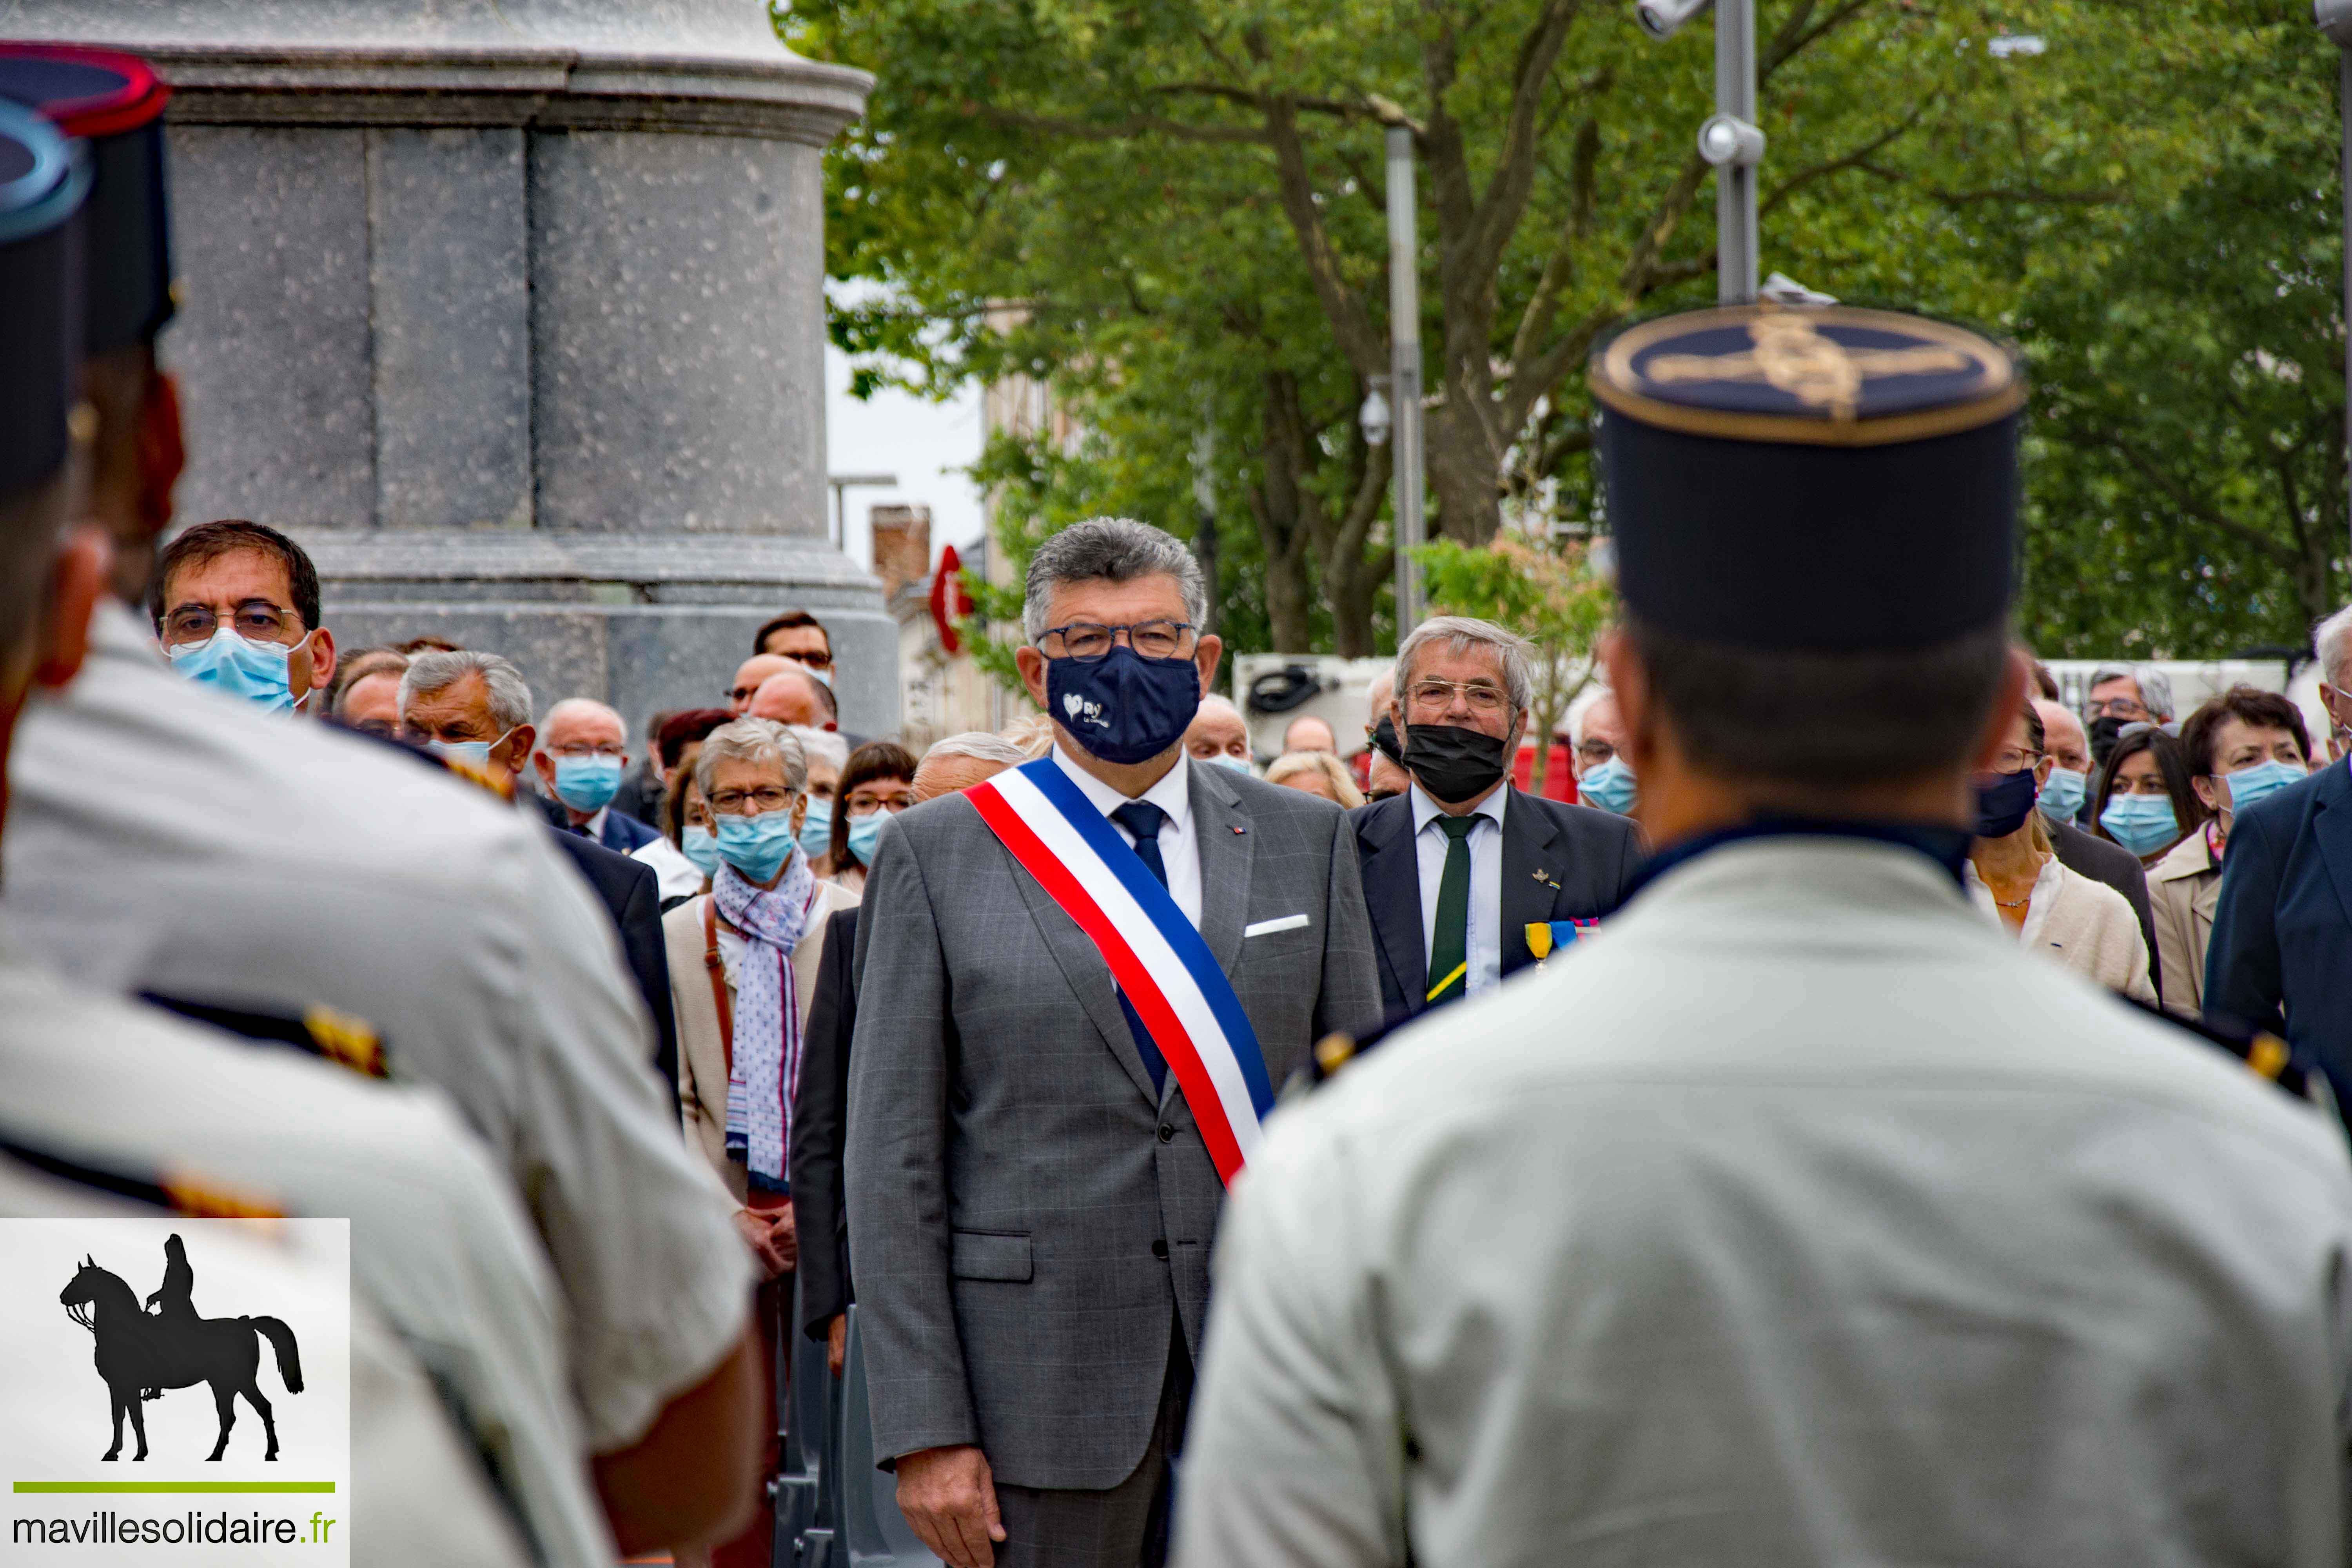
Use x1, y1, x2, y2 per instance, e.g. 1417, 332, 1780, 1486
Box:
2147, 829, 2222, 1020
662, 878, 861, 1201
1964, 855, 2157, 1005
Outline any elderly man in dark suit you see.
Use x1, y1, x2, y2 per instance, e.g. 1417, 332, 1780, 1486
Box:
1352, 615, 1644, 1022
846, 519, 1381, 1568
2203, 603, 2352, 1108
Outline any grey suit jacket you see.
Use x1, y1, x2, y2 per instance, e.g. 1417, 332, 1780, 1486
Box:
845, 760, 1383, 1490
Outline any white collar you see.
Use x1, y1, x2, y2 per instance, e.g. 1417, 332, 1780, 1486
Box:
579, 804, 609, 838
1051, 743, 1193, 832
1409, 779, 1508, 836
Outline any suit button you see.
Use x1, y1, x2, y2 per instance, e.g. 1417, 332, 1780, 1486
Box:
1151, 1239, 1169, 1259
1157, 1123, 1176, 1143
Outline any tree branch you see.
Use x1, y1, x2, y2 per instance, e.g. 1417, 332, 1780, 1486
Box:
2085, 425, 2300, 566
1260, 96, 1390, 380
960, 101, 1266, 145
1758, 101, 1930, 219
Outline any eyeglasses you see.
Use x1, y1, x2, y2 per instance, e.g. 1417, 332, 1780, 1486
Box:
2085, 698, 2148, 719
727, 685, 760, 706
789, 650, 835, 671
708, 786, 796, 815
1038, 620, 1196, 662
1990, 747, 2043, 774
547, 743, 624, 759
161, 601, 297, 646
1406, 679, 1511, 717
845, 786, 918, 818
1575, 740, 1615, 766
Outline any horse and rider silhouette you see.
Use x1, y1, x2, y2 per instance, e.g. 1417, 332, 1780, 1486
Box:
58, 1236, 302, 1462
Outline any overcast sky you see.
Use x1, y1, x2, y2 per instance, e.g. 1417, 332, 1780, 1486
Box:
823, 341, 987, 573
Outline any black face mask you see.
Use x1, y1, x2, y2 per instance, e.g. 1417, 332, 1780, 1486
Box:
1369, 714, 1405, 766
1403, 723, 1510, 804
2086, 714, 2127, 768
1973, 767, 2040, 839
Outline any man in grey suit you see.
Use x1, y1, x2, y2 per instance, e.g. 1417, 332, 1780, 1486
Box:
847, 517, 1382, 1568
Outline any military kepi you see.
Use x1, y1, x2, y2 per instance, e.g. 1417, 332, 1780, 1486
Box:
0, 45, 172, 352
0, 99, 87, 504
1590, 304, 2023, 652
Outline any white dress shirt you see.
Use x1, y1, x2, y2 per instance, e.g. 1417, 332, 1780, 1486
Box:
1410, 780, 1508, 998
1053, 744, 1203, 928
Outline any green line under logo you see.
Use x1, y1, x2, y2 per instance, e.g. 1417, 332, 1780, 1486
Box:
12, 1482, 336, 1494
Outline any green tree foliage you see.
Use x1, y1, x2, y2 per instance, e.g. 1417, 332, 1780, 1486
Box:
790, 0, 2336, 661
2016, 24, 2346, 657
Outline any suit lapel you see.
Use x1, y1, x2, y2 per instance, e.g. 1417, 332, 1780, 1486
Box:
1189, 766, 1252, 979
1499, 788, 1561, 977
1358, 796, 1428, 1005
2310, 762, 2352, 935
984, 807, 1163, 1105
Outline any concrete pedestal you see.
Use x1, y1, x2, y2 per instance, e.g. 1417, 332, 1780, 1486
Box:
9, 2, 888, 735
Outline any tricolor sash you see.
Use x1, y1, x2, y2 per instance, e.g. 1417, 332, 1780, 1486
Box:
968, 758, 1275, 1185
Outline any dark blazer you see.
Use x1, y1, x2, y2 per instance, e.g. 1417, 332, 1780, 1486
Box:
542, 827, 680, 1106
790, 906, 860, 1343
2204, 760, 2352, 1096
532, 790, 663, 854
1350, 784, 1644, 1022
2049, 818, 2163, 998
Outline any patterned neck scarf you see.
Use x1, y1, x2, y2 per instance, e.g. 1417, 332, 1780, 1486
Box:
714, 849, 817, 1189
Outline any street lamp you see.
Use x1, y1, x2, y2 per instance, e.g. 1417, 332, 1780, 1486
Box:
1384, 124, 1428, 631
1634, 0, 1762, 304
1358, 381, 1393, 448
826, 472, 898, 553
2319, 0, 2352, 555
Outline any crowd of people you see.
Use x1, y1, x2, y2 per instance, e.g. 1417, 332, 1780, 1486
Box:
14, 36, 2352, 1568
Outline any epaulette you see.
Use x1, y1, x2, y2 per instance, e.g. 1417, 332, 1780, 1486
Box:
0, 1122, 284, 1220
2123, 998, 2331, 1110
142, 992, 389, 1080
1280, 1010, 1414, 1103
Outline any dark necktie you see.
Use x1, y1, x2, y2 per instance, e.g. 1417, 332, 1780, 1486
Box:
1108, 799, 1171, 1094
1426, 814, 1480, 1006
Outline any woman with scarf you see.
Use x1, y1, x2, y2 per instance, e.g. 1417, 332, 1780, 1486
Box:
660, 718, 858, 1568
2149, 687, 2314, 1018
1966, 702, 2155, 1002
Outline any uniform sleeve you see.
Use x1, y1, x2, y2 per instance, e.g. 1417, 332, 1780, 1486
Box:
1174, 1116, 1408, 1568
1314, 808, 1386, 1043
2206, 806, 2287, 1033
506, 838, 754, 1452
845, 818, 980, 1461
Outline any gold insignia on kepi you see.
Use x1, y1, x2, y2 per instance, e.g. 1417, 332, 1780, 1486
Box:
160, 1169, 285, 1225
304, 1004, 387, 1080
1592, 304, 2022, 446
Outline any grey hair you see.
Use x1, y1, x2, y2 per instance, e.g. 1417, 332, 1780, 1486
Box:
2316, 606, 2352, 689
1394, 616, 1534, 716
540, 696, 624, 734
2088, 662, 2174, 720
1195, 693, 1244, 722
788, 724, 849, 773
400, 649, 534, 733
693, 717, 807, 799
1022, 517, 1207, 643
923, 731, 1029, 767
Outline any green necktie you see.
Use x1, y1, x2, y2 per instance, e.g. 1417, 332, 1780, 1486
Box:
1426, 814, 1480, 1006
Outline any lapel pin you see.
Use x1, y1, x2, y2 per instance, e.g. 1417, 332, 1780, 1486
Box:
1231, 825, 1246, 835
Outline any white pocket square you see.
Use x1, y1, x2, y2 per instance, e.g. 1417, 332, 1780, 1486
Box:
1244, 914, 1310, 938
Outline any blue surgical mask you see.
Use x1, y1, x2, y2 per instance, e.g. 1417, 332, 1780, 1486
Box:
2100, 793, 2180, 857
847, 811, 887, 864
551, 753, 624, 813
2223, 759, 2305, 816
681, 824, 721, 877
424, 728, 514, 771
799, 798, 834, 860
167, 626, 301, 711
1578, 755, 1638, 815
1210, 753, 1255, 776
716, 809, 800, 885
1047, 647, 1201, 766
2037, 766, 2087, 825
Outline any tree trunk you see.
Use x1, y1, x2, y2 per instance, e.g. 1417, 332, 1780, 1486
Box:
1249, 371, 1319, 652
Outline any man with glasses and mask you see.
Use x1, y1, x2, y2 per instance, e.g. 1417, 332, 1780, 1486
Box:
1350, 616, 1641, 1023
845, 516, 1379, 1568
2207, 604, 2352, 1123
149, 520, 336, 714
532, 697, 662, 853
2084, 662, 2175, 770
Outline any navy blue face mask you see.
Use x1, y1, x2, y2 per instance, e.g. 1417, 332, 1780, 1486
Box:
1973, 766, 2041, 839
1047, 646, 1202, 766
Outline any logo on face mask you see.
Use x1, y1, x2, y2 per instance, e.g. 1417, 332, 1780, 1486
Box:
1062, 691, 1102, 726
1045, 648, 1200, 766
